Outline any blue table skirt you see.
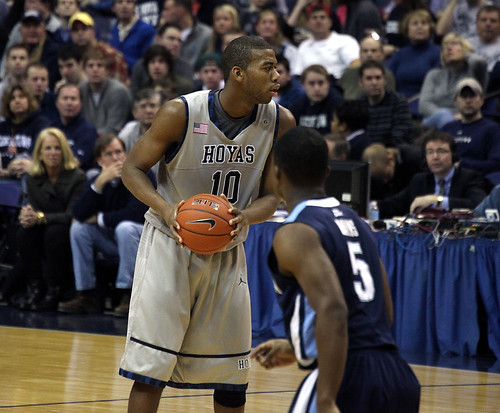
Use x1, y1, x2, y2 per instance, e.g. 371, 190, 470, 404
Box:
244, 221, 285, 346
245, 222, 500, 358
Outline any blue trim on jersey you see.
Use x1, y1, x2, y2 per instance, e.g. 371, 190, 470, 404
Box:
166, 380, 248, 391
249, 105, 258, 124
208, 89, 219, 129
285, 197, 340, 223
131, 336, 251, 358
119, 368, 249, 391
164, 96, 188, 163
274, 103, 280, 143
300, 296, 318, 362
119, 368, 168, 388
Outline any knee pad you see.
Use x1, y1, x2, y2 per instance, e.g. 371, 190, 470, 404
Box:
213, 389, 246, 408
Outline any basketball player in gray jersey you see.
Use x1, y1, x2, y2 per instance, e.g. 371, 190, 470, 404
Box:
119, 36, 295, 413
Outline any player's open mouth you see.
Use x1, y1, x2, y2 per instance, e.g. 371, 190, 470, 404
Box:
271, 84, 280, 97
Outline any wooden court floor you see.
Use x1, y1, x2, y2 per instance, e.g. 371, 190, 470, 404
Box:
1, 326, 500, 412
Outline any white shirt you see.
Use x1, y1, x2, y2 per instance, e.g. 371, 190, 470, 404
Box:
293, 31, 360, 79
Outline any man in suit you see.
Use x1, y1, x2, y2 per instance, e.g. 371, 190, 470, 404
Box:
377, 130, 487, 218
58, 135, 154, 316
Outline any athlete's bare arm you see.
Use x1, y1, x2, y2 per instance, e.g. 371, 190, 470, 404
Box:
380, 258, 394, 325
273, 223, 347, 413
230, 105, 296, 231
122, 98, 186, 241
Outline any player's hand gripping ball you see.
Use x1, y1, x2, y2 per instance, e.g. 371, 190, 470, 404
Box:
177, 194, 235, 254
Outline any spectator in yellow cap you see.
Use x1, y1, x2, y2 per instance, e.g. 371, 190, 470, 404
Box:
69, 11, 130, 86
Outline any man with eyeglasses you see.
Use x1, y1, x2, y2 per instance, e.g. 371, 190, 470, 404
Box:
375, 130, 487, 218
58, 134, 155, 316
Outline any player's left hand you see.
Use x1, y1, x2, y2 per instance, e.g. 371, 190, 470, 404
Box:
220, 194, 246, 240
250, 338, 296, 369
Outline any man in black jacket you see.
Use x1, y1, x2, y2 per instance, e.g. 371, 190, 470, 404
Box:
377, 131, 487, 218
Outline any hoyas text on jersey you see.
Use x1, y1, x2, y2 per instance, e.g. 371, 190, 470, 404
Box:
201, 144, 255, 164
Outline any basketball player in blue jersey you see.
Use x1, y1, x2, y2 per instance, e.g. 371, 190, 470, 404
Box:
119, 35, 295, 413
251, 126, 420, 413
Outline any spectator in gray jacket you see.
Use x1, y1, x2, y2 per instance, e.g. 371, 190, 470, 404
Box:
79, 48, 133, 135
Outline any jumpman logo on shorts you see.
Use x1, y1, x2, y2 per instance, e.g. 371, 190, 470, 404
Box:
239, 275, 247, 285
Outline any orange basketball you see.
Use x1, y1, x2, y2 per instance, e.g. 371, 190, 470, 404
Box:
177, 193, 235, 254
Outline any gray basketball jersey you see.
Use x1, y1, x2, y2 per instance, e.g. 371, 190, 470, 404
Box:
146, 89, 279, 246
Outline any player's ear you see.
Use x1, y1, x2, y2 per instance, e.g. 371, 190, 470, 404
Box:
232, 66, 243, 80
273, 164, 282, 181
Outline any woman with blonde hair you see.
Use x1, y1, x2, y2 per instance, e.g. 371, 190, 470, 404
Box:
255, 8, 299, 75
208, 3, 240, 57
418, 32, 488, 128
14, 127, 87, 311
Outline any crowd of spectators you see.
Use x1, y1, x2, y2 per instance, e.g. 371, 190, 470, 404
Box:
2, 0, 500, 314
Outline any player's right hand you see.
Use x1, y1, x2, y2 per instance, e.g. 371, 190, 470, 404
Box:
162, 200, 183, 246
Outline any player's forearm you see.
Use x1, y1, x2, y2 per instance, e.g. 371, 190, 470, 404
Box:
315, 305, 348, 408
241, 193, 280, 225
122, 161, 168, 215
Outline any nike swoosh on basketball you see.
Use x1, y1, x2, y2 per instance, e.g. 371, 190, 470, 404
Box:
187, 218, 217, 230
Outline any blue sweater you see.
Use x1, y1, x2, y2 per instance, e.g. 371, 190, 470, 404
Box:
289, 87, 344, 135
388, 40, 441, 98
441, 117, 500, 175
51, 114, 99, 171
110, 18, 156, 74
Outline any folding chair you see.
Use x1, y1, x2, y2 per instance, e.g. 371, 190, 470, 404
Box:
0, 181, 24, 286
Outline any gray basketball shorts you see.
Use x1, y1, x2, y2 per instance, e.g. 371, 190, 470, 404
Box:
119, 222, 252, 391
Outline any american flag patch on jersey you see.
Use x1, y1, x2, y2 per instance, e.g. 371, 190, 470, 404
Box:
193, 122, 208, 134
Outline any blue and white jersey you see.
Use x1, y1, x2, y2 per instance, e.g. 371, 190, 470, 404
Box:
269, 197, 396, 368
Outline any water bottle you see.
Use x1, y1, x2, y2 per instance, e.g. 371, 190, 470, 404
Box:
368, 201, 379, 225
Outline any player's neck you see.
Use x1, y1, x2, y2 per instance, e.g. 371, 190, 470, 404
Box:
285, 187, 326, 212
219, 88, 255, 118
